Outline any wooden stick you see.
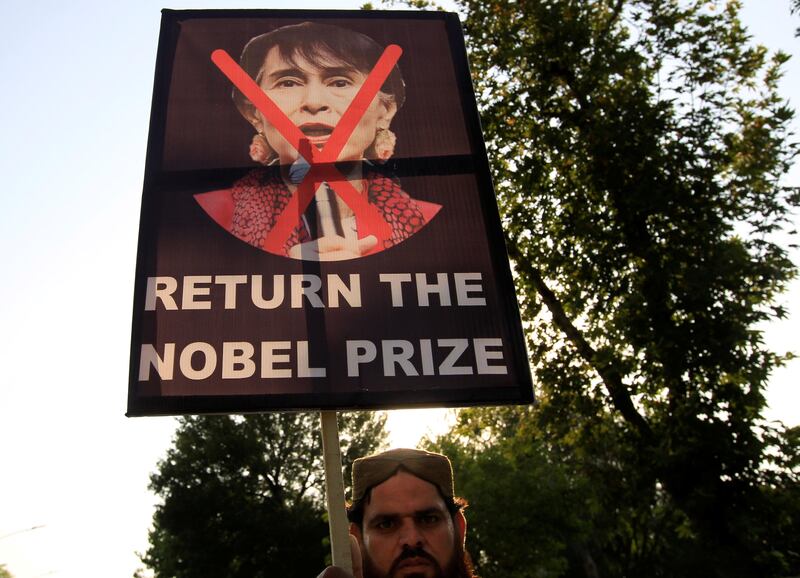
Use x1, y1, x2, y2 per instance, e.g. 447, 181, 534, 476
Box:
320, 411, 352, 574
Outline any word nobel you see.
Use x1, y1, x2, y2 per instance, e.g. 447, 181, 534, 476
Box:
145, 273, 486, 310
139, 338, 507, 381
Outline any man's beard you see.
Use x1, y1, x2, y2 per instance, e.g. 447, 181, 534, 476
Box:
361, 542, 472, 578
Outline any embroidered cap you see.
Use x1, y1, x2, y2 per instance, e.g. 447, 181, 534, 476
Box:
351, 448, 455, 502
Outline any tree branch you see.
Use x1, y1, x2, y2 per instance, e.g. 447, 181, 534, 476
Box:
507, 240, 654, 442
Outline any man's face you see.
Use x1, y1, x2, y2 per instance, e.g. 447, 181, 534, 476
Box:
352, 470, 465, 578
254, 46, 396, 166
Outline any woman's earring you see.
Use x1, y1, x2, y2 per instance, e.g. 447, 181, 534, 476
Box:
371, 128, 396, 163
249, 132, 273, 165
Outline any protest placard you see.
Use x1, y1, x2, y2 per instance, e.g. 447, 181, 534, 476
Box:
128, 9, 533, 416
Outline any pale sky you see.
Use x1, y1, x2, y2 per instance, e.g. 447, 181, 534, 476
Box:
0, 2, 797, 577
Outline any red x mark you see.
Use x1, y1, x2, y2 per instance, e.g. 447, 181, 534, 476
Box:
211, 45, 402, 255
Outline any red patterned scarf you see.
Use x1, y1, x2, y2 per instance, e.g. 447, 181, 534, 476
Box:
230, 167, 426, 255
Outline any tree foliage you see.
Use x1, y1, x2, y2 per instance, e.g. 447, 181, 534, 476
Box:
793, 0, 800, 36
139, 1, 800, 575
418, 0, 800, 576
427, 408, 597, 578
140, 412, 387, 578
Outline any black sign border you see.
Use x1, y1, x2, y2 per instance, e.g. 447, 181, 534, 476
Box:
127, 8, 533, 416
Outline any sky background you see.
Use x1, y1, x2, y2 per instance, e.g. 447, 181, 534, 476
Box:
0, 1, 797, 577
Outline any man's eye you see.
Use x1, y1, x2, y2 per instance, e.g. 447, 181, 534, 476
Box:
375, 519, 396, 530
418, 514, 441, 526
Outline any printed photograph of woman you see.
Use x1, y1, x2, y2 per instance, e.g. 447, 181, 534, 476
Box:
195, 22, 441, 261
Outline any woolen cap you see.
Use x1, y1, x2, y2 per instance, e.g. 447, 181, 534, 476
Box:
351, 448, 454, 501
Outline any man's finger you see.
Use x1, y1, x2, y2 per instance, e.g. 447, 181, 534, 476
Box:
316, 567, 354, 578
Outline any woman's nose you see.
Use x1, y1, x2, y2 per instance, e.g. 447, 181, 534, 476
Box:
300, 82, 329, 114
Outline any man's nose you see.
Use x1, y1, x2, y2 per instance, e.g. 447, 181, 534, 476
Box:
397, 519, 424, 547
300, 82, 329, 114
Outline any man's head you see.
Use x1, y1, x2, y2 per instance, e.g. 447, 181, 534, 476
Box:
347, 449, 475, 578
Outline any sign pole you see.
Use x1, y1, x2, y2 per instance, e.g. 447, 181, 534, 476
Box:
320, 411, 353, 574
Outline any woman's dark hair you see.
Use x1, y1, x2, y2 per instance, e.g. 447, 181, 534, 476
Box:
233, 21, 405, 117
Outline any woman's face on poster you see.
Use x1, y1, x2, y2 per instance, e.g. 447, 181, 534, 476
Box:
252, 46, 397, 166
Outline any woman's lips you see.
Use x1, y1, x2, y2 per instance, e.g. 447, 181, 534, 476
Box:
299, 123, 334, 146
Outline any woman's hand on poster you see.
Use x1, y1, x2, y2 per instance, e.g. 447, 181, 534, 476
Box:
288, 235, 378, 261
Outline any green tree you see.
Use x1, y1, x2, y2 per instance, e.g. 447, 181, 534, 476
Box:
140, 412, 387, 578
793, 0, 800, 35
0, 564, 13, 578
426, 407, 598, 578
415, 0, 800, 576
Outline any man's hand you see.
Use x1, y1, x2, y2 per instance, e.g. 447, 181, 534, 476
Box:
316, 568, 353, 578
316, 535, 363, 578
288, 235, 378, 261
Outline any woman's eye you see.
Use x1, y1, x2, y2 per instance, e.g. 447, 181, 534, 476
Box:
329, 78, 352, 88
276, 79, 300, 88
